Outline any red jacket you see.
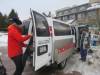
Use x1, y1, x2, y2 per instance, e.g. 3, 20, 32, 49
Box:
8, 24, 31, 58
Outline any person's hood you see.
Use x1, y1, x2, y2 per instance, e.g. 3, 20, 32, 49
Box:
8, 24, 16, 31
8, 24, 21, 32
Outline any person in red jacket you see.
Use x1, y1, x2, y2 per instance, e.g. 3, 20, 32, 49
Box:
8, 17, 31, 75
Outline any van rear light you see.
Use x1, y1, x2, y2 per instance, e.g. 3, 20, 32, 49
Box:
49, 26, 52, 36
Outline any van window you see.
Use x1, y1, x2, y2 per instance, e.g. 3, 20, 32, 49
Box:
53, 21, 71, 36
34, 12, 49, 36
22, 20, 30, 35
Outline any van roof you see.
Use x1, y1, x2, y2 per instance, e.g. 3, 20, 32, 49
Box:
46, 17, 69, 25
78, 25, 88, 27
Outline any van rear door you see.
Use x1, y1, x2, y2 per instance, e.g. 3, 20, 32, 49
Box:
31, 10, 52, 71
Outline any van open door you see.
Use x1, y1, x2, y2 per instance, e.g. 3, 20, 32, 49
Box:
30, 10, 52, 71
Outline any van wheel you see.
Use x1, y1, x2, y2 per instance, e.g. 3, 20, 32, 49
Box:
77, 48, 80, 52
58, 59, 67, 69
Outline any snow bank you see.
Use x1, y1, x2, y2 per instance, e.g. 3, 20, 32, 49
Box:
0, 32, 8, 47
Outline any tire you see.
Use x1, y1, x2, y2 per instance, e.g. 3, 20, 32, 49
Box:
77, 48, 80, 52
58, 59, 67, 69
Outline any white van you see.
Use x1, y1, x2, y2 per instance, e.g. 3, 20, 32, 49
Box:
22, 10, 75, 71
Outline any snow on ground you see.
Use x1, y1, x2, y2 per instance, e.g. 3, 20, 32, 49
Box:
0, 32, 100, 75
0, 32, 8, 47
63, 46, 100, 75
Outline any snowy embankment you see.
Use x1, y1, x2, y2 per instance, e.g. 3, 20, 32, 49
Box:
0, 32, 8, 47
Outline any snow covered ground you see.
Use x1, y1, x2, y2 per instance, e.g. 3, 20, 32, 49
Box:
0, 32, 8, 47
63, 46, 100, 75
0, 32, 100, 75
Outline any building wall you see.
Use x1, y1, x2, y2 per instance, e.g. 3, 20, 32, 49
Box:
56, 2, 100, 27
56, 3, 90, 17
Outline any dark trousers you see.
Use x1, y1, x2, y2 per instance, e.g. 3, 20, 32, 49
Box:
11, 55, 24, 75
11, 47, 31, 75
93, 40, 96, 46
80, 47, 87, 61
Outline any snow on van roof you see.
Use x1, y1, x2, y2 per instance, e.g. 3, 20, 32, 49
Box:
65, 19, 75, 24
46, 17, 69, 25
